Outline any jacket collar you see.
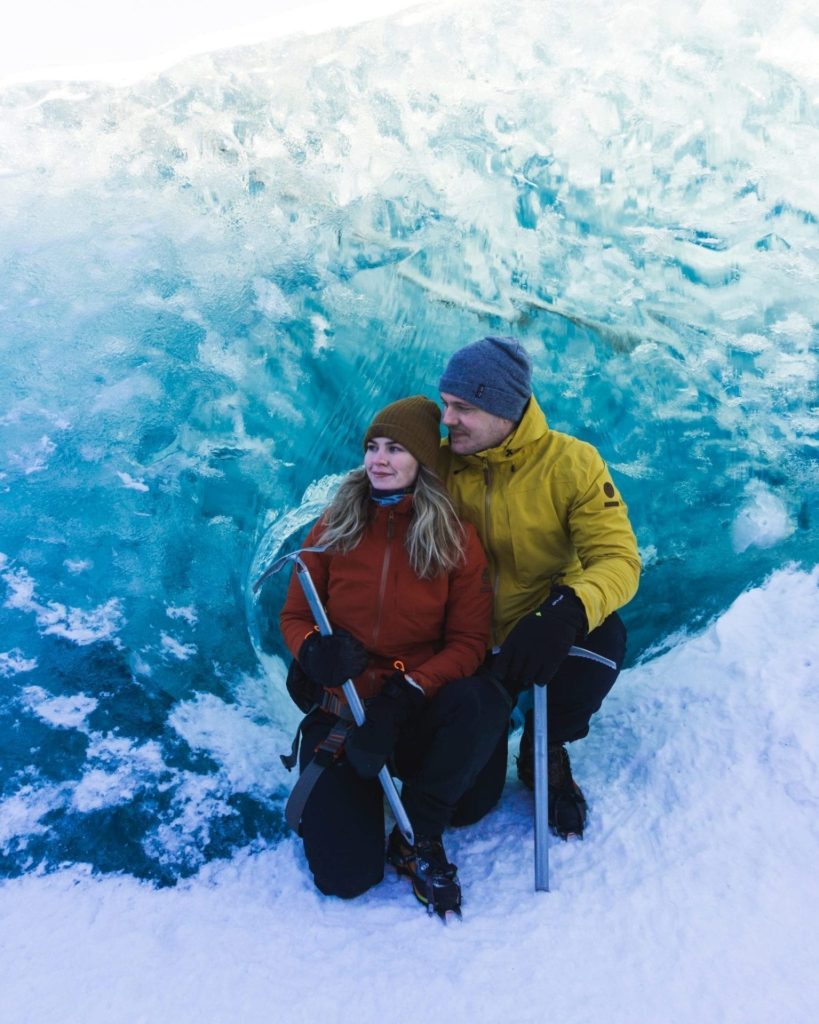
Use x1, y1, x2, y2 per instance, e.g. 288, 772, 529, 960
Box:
370, 492, 415, 515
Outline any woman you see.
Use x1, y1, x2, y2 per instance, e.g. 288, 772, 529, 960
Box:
279, 396, 500, 915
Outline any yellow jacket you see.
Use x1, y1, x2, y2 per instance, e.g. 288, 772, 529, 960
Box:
438, 395, 641, 646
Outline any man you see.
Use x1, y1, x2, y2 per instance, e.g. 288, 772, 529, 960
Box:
437, 336, 641, 838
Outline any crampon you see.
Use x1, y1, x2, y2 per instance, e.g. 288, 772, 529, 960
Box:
517, 734, 588, 840
387, 827, 462, 920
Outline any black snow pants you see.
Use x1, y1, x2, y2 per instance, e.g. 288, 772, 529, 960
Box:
296, 673, 509, 899
451, 610, 628, 827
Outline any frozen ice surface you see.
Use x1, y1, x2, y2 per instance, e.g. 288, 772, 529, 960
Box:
732, 479, 796, 553
0, 0, 817, 894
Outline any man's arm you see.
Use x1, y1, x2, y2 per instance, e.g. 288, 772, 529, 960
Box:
563, 451, 641, 632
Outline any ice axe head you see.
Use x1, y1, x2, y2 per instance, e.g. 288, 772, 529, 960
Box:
252, 546, 327, 594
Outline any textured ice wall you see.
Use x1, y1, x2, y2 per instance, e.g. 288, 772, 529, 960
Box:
0, 0, 817, 880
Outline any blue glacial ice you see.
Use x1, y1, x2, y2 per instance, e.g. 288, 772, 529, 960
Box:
0, 0, 817, 881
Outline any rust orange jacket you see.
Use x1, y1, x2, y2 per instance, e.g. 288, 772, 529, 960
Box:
279, 495, 492, 701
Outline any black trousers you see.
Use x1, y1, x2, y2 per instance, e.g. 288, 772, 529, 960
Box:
297, 674, 509, 899
296, 613, 625, 898
453, 611, 627, 827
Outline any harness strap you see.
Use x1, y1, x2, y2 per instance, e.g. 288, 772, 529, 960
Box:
320, 690, 355, 721
283, 720, 353, 835
280, 691, 356, 772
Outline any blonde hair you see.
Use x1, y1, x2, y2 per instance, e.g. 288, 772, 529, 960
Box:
318, 466, 466, 578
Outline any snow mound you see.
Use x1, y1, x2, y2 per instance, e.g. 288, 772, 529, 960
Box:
2, 566, 817, 1023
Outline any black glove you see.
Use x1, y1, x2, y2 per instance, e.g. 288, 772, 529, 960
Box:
297, 628, 369, 689
345, 672, 425, 779
493, 586, 587, 696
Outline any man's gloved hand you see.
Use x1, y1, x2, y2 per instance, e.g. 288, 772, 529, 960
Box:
493, 586, 587, 696
345, 671, 425, 779
297, 628, 369, 689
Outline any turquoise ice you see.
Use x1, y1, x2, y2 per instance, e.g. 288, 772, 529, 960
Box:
0, 0, 817, 882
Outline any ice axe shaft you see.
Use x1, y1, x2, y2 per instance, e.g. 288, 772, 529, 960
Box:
264, 548, 415, 847
533, 648, 614, 892
534, 645, 614, 890
489, 642, 613, 894
533, 683, 549, 892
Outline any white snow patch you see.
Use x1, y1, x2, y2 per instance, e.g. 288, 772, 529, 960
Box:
116, 471, 150, 492
21, 687, 98, 728
142, 785, 228, 870
0, 783, 69, 849
170, 692, 293, 793
160, 633, 198, 661
311, 313, 333, 353
71, 736, 167, 814
1, 563, 124, 646
0, 649, 38, 678
732, 480, 796, 554
39, 598, 124, 646
63, 559, 93, 575
166, 605, 198, 625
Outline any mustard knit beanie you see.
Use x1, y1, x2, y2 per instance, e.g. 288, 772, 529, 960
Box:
363, 396, 442, 473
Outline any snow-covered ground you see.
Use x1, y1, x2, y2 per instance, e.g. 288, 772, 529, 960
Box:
2, 566, 817, 1023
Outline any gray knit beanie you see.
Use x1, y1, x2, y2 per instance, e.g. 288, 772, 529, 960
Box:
438, 336, 532, 421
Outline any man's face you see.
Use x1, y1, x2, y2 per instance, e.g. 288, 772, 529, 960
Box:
440, 392, 516, 455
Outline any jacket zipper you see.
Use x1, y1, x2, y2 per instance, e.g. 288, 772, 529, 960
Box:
482, 458, 501, 647
371, 509, 394, 655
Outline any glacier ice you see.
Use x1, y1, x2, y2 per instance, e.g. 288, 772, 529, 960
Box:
0, 0, 817, 881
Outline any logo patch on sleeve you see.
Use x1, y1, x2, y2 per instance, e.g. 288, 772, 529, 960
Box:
603, 481, 620, 507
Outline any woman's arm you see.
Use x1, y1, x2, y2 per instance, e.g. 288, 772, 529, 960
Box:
409, 524, 492, 694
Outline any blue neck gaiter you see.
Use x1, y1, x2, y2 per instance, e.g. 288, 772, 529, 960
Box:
370, 486, 412, 507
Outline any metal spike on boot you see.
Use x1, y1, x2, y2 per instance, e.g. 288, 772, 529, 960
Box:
547, 743, 587, 839
386, 827, 462, 920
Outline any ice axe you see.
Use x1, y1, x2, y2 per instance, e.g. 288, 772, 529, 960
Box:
533, 683, 550, 892
498, 643, 616, 894
256, 547, 415, 846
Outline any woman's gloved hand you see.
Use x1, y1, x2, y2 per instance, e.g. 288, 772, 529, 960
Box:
297, 628, 368, 688
344, 672, 425, 779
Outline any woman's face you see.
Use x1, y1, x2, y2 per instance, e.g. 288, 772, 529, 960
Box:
364, 436, 420, 491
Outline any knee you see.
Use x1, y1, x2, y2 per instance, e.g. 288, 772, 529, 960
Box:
305, 831, 384, 897
310, 855, 384, 899
436, 675, 482, 712
432, 675, 498, 726
451, 782, 505, 828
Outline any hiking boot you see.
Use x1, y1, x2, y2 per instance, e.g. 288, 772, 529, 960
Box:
386, 827, 462, 917
516, 727, 588, 839
546, 743, 588, 839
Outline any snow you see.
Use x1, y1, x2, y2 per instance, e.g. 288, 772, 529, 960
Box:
2, 565, 818, 1023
